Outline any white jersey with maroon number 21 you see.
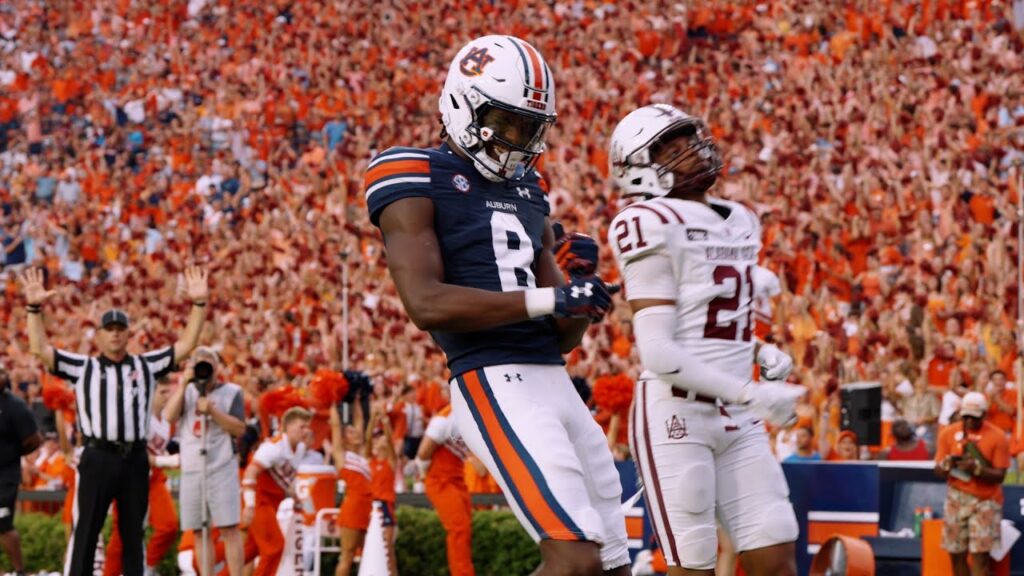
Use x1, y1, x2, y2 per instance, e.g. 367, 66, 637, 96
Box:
610, 196, 761, 382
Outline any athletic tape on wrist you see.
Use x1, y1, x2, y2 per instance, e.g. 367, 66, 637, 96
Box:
524, 288, 556, 318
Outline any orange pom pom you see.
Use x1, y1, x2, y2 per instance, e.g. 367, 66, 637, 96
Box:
43, 380, 75, 413
592, 374, 635, 414
260, 385, 309, 419
308, 369, 349, 409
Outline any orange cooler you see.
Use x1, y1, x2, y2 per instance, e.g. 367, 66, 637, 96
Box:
295, 464, 338, 525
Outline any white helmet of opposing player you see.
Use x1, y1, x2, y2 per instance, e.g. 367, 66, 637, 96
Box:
609, 103, 722, 198
439, 35, 556, 182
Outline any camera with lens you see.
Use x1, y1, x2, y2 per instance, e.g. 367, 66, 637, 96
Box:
192, 360, 215, 396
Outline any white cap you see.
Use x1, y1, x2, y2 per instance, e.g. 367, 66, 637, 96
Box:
960, 392, 988, 418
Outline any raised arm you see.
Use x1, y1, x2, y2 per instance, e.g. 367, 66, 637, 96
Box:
329, 403, 345, 468
379, 198, 608, 332
364, 402, 381, 458
173, 266, 209, 364
162, 367, 192, 425
19, 268, 56, 371
55, 410, 70, 456
378, 405, 398, 468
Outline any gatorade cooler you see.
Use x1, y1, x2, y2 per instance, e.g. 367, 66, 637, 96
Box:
295, 464, 338, 526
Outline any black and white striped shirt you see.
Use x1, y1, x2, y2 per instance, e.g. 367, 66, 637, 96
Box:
51, 347, 176, 443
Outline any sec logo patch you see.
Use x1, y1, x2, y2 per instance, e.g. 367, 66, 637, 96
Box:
452, 174, 471, 193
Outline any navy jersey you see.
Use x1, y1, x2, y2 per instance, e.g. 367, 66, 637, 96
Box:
366, 143, 562, 376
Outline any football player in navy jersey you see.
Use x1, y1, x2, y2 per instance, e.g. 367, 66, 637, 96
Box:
364, 36, 629, 576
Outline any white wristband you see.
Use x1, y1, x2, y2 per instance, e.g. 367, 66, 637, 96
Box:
154, 454, 179, 468
243, 489, 255, 508
524, 288, 556, 318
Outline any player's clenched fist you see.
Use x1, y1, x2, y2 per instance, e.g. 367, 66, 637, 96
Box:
554, 276, 612, 321
553, 231, 600, 279
756, 344, 794, 381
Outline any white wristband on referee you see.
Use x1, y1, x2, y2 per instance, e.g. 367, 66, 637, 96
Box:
524, 288, 556, 318
243, 489, 255, 508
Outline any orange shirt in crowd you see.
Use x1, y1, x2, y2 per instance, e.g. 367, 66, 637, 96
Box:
936, 420, 1010, 503
927, 356, 956, 389
987, 388, 1018, 434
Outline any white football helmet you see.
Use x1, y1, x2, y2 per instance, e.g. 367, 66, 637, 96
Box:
609, 103, 722, 198
439, 35, 556, 182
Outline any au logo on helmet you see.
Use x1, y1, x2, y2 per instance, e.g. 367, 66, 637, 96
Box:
459, 47, 495, 77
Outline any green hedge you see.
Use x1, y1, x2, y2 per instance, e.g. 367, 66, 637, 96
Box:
0, 512, 65, 573
0, 513, 180, 575
0, 508, 539, 575
396, 507, 540, 576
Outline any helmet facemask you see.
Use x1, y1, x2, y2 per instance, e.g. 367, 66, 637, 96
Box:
465, 94, 554, 181
647, 119, 723, 195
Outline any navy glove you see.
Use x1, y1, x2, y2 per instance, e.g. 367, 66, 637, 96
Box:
554, 276, 612, 321
553, 232, 599, 278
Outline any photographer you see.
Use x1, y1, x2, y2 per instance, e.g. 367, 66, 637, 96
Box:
0, 361, 41, 576
164, 347, 246, 576
935, 392, 1010, 576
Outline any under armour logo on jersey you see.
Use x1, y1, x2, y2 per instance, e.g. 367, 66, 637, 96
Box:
517, 187, 531, 199
666, 415, 688, 440
503, 373, 523, 383
570, 283, 594, 298
459, 47, 495, 77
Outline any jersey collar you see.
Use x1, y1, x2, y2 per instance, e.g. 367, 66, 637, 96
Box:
98, 354, 134, 367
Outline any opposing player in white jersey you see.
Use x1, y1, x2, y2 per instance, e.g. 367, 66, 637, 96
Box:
608, 104, 804, 576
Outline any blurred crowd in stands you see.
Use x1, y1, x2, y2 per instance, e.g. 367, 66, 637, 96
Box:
2, 0, 1024, 497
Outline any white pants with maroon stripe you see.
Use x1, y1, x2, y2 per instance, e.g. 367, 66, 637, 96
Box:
630, 379, 798, 570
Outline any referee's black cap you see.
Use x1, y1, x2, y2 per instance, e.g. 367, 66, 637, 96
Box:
100, 309, 130, 329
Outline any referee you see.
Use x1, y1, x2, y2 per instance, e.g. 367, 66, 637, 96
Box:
19, 266, 209, 576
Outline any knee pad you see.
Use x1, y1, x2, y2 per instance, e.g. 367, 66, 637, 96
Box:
736, 500, 798, 552
760, 500, 799, 543
676, 462, 715, 515
677, 524, 718, 570
670, 462, 717, 569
